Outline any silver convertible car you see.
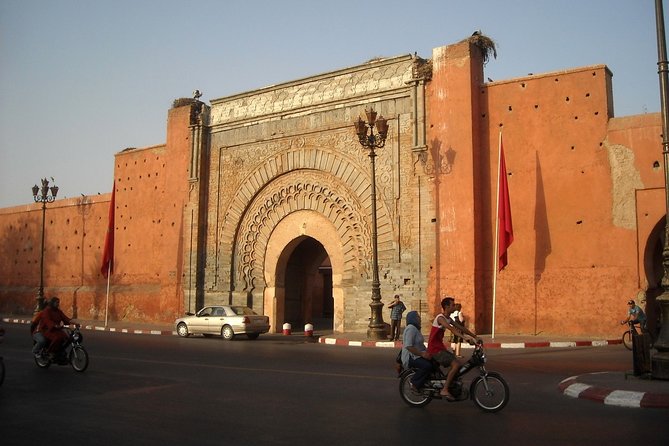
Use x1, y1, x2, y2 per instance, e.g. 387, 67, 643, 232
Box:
175, 305, 270, 340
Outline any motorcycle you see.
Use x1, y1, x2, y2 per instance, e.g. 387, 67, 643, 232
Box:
34, 325, 89, 372
398, 341, 509, 412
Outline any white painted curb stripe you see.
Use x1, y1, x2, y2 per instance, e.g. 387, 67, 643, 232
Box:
603, 390, 644, 408
500, 342, 525, 349
550, 341, 576, 348
564, 382, 592, 398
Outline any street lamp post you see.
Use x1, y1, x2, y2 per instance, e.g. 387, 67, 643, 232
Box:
652, 0, 669, 379
32, 178, 58, 307
354, 108, 390, 340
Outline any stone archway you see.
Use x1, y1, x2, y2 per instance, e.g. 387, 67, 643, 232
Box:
216, 146, 396, 333
643, 216, 666, 335
263, 210, 345, 333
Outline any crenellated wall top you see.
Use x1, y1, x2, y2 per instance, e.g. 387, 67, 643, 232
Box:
209, 54, 418, 127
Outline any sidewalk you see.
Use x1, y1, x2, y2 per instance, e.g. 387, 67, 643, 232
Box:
3, 315, 668, 408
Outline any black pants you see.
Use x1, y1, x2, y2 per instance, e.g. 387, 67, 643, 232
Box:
390, 319, 402, 340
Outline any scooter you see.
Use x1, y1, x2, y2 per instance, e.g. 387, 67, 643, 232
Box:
34, 325, 89, 372
398, 341, 509, 412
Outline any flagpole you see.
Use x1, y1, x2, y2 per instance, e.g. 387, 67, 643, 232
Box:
101, 181, 115, 328
492, 130, 502, 340
105, 262, 111, 327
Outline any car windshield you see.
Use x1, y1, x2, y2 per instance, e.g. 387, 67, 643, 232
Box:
230, 306, 256, 316
198, 307, 214, 316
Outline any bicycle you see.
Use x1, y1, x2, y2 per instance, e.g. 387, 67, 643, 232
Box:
621, 319, 653, 350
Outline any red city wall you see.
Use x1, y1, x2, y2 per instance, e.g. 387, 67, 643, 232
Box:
0, 105, 193, 323
427, 40, 662, 337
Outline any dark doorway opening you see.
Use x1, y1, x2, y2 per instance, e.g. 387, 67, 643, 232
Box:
644, 216, 666, 336
284, 237, 333, 331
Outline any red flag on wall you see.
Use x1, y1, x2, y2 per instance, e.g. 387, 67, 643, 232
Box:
101, 182, 116, 278
497, 137, 514, 271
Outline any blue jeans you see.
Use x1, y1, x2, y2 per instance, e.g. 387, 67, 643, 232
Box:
409, 356, 432, 389
32, 332, 46, 354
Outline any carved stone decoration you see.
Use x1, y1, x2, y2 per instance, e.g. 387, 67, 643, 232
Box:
234, 169, 378, 293
209, 56, 415, 127
215, 144, 396, 296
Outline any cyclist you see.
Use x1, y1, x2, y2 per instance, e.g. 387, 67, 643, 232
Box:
621, 299, 647, 331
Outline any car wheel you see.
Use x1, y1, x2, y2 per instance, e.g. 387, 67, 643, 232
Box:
246, 333, 260, 340
221, 325, 235, 340
177, 322, 190, 338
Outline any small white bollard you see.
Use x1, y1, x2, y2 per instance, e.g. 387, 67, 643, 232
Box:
304, 323, 314, 337
282, 322, 292, 335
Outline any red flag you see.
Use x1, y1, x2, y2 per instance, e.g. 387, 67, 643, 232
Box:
101, 182, 115, 278
497, 137, 514, 271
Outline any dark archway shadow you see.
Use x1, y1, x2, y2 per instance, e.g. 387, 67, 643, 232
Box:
643, 216, 665, 336
282, 237, 333, 330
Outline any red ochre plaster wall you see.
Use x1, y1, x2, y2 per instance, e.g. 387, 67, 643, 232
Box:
102, 104, 191, 322
427, 40, 664, 337
424, 41, 485, 331
0, 104, 192, 323
0, 195, 113, 318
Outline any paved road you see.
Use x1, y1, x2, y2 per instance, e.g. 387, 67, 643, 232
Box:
0, 323, 667, 445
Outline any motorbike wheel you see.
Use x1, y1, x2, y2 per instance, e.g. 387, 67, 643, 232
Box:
470, 372, 509, 413
69, 346, 89, 372
398, 371, 432, 408
622, 330, 633, 351
34, 352, 51, 369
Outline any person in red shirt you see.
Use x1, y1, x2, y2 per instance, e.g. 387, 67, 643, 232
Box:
30, 298, 48, 357
427, 296, 478, 401
41, 297, 74, 355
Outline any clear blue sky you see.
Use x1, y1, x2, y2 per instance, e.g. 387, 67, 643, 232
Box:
0, 0, 664, 208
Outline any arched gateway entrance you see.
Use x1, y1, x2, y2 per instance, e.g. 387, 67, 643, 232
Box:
263, 210, 345, 333
643, 217, 666, 335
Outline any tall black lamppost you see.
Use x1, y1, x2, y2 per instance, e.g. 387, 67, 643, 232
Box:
32, 178, 58, 307
354, 108, 390, 340
652, 0, 669, 379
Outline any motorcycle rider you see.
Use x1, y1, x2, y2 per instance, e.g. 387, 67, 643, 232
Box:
30, 298, 48, 358
428, 296, 478, 401
401, 311, 432, 391
41, 297, 74, 358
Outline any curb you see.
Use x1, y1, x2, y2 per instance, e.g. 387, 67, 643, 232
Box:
558, 374, 669, 409
318, 336, 622, 349
91, 326, 176, 336
3, 317, 622, 348
2, 318, 176, 337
